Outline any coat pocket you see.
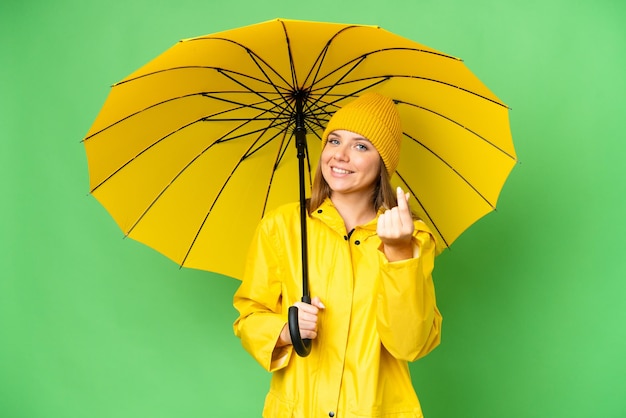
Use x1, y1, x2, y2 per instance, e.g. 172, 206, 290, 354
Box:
262, 390, 295, 418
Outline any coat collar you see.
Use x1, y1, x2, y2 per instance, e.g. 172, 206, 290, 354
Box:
310, 198, 382, 236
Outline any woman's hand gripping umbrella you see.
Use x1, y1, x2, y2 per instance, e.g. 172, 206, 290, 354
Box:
279, 297, 325, 347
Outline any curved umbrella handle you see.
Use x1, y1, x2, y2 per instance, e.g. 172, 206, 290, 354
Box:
288, 297, 312, 357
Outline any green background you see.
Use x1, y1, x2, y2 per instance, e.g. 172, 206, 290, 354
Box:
2, 0, 625, 417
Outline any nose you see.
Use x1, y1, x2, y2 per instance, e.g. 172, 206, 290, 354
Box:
332, 144, 349, 161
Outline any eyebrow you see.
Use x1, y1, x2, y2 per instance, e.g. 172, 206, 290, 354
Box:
328, 132, 371, 142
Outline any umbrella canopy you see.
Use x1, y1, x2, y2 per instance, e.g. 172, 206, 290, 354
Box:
84, 18, 516, 281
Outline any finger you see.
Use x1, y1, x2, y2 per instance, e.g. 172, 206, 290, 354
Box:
293, 302, 320, 327
298, 310, 319, 322
397, 187, 413, 219
395, 188, 415, 229
377, 210, 388, 235
299, 320, 318, 332
396, 187, 408, 211
388, 207, 400, 233
382, 210, 396, 236
301, 329, 318, 340
294, 301, 319, 315
311, 296, 326, 309
298, 310, 319, 338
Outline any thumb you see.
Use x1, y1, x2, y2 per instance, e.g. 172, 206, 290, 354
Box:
311, 296, 326, 309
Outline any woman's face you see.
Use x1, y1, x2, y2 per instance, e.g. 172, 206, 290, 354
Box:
320, 130, 382, 197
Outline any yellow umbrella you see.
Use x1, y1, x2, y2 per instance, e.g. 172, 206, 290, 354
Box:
84, 18, 516, 280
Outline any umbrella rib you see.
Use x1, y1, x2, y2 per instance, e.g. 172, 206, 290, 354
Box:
300, 25, 361, 89
302, 100, 331, 137
84, 90, 288, 142
395, 171, 449, 248
238, 101, 294, 159
188, 36, 294, 92
313, 77, 391, 112
90, 116, 205, 194
298, 55, 390, 137
404, 130, 496, 210
307, 77, 515, 165
246, 119, 292, 159
91, 113, 274, 197
113, 65, 286, 90
303, 45, 508, 109
276, 25, 361, 196
88, 94, 287, 193
297, 78, 390, 138
307, 47, 461, 91
180, 108, 291, 267
398, 100, 517, 161
216, 68, 294, 120
125, 112, 283, 241
260, 127, 293, 219
212, 65, 302, 166
313, 74, 509, 109
300, 27, 459, 92
279, 20, 300, 90
302, 28, 422, 114
84, 92, 204, 141
273, 127, 296, 171
306, 56, 369, 111
301, 85, 381, 138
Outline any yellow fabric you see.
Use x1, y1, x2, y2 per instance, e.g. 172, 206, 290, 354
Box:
322, 92, 402, 175
233, 198, 442, 418
84, 18, 516, 277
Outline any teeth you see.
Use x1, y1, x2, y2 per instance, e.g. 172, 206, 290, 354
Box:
332, 167, 351, 174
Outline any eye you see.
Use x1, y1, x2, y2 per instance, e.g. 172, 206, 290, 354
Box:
328, 138, 340, 145
355, 142, 369, 151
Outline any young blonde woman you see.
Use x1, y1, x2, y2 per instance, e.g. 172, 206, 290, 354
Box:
234, 92, 442, 418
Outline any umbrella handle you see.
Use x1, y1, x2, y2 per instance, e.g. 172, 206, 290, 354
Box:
288, 296, 312, 357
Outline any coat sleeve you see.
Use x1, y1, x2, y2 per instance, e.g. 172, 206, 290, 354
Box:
375, 225, 442, 361
233, 218, 294, 372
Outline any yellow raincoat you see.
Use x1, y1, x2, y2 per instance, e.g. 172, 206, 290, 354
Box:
234, 198, 442, 418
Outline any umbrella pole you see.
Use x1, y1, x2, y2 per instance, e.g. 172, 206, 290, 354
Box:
288, 92, 312, 357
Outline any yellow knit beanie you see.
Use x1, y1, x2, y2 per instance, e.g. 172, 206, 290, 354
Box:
321, 92, 402, 175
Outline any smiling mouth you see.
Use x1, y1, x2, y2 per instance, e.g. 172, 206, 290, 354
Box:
331, 167, 352, 174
